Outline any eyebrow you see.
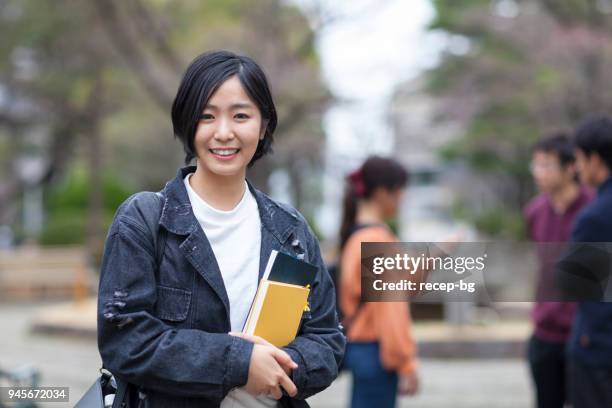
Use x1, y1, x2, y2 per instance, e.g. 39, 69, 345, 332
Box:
204, 103, 254, 110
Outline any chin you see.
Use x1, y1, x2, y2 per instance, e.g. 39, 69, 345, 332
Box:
210, 167, 244, 178
200, 157, 246, 177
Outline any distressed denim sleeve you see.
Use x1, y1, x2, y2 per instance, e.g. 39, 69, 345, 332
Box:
97, 217, 253, 401
282, 220, 346, 400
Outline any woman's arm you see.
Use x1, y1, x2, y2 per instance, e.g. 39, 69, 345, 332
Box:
98, 215, 253, 401
375, 301, 418, 375
281, 219, 346, 400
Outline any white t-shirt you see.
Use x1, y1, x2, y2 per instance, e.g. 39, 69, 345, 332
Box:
184, 173, 278, 408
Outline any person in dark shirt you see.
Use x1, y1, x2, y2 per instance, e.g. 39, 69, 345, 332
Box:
561, 114, 612, 408
524, 133, 592, 408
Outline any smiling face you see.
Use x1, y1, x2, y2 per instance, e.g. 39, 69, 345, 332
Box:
193, 75, 264, 179
530, 151, 575, 194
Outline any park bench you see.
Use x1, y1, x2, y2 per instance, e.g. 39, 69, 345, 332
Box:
0, 246, 94, 301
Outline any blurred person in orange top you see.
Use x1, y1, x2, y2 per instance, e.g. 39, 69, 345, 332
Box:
338, 156, 419, 408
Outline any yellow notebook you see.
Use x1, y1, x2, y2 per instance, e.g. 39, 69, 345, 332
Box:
243, 280, 310, 347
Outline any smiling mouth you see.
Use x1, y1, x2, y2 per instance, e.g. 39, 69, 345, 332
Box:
209, 148, 240, 156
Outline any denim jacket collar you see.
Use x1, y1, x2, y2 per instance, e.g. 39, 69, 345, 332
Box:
159, 166, 299, 245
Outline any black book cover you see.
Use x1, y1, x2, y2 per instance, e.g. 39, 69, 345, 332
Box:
264, 250, 317, 287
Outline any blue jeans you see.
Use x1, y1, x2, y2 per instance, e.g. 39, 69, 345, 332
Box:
344, 342, 398, 408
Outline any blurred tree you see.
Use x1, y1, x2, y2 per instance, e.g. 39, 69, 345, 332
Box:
428, 0, 612, 236
0, 0, 329, 255
0, 1, 114, 257
40, 168, 133, 246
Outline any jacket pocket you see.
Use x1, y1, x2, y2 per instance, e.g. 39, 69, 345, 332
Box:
155, 285, 191, 322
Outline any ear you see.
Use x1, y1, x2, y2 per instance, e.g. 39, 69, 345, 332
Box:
259, 119, 269, 140
588, 152, 604, 172
370, 186, 385, 201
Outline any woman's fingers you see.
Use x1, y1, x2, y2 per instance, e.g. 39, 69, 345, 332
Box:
241, 342, 300, 399
268, 385, 283, 400
273, 348, 298, 369
229, 332, 272, 346
230, 332, 298, 370
277, 371, 298, 397
398, 372, 419, 396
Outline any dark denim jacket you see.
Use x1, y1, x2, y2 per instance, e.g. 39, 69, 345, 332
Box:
97, 166, 346, 407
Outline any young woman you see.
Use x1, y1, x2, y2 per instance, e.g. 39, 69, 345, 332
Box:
339, 156, 419, 408
97, 50, 345, 408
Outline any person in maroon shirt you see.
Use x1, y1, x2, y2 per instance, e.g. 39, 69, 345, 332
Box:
524, 133, 593, 408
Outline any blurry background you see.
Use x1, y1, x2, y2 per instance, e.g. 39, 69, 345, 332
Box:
2, 0, 612, 406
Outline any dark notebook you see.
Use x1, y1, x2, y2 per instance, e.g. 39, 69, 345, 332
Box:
262, 250, 317, 287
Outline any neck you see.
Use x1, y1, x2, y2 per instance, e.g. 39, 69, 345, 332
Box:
356, 200, 385, 225
189, 163, 246, 211
549, 182, 579, 214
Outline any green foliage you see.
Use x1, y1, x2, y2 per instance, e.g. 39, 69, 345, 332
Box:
41, 169, 134, 245
534, 65, 563, 93
472, 207, 526, 239
2, 0, 327, 247
539, 0, 608, 26
39, 210, 86, 246
479, 33, 525, 63
430, 0, 491, 32
427, 0, 612, 231
45, 168, 134, 213
428, 55, 470, 93
304, 215, 323, 242
386, 218, 400, 236
451, 200, 527, 240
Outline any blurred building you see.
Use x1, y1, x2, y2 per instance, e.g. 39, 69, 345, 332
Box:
390, 77, 472, 242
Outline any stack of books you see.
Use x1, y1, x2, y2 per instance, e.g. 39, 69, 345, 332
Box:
242, 250, 317, 347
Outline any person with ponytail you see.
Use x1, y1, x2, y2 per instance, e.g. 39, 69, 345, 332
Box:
339, 156, 419, 408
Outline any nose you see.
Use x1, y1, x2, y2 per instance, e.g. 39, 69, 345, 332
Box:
214, 117, 235, 142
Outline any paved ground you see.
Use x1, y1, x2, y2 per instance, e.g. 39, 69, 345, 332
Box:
0, 302, 533, 407
311, 361, 532, 408
0, 302, 101, 408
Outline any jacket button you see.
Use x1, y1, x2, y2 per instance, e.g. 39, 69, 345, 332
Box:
580, 334, 590, 347
291, 239, 300, 247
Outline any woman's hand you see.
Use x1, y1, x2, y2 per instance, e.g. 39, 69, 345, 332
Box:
398, 371, 419, 396
243, 344, 298, 399
229, 332, 298, 398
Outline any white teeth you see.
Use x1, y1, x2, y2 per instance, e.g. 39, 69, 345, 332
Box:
211, 149, 239, 156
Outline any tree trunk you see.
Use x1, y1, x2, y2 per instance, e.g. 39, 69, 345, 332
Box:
86, 76, 105, 266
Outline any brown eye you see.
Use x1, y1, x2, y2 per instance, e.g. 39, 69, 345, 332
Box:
200, 113, 214, 120
234, 113, 249, 120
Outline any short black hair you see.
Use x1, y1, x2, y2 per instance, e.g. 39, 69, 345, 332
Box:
574, 113, 612, 171
533, 132, 575, 167
171, 50, 277, 165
